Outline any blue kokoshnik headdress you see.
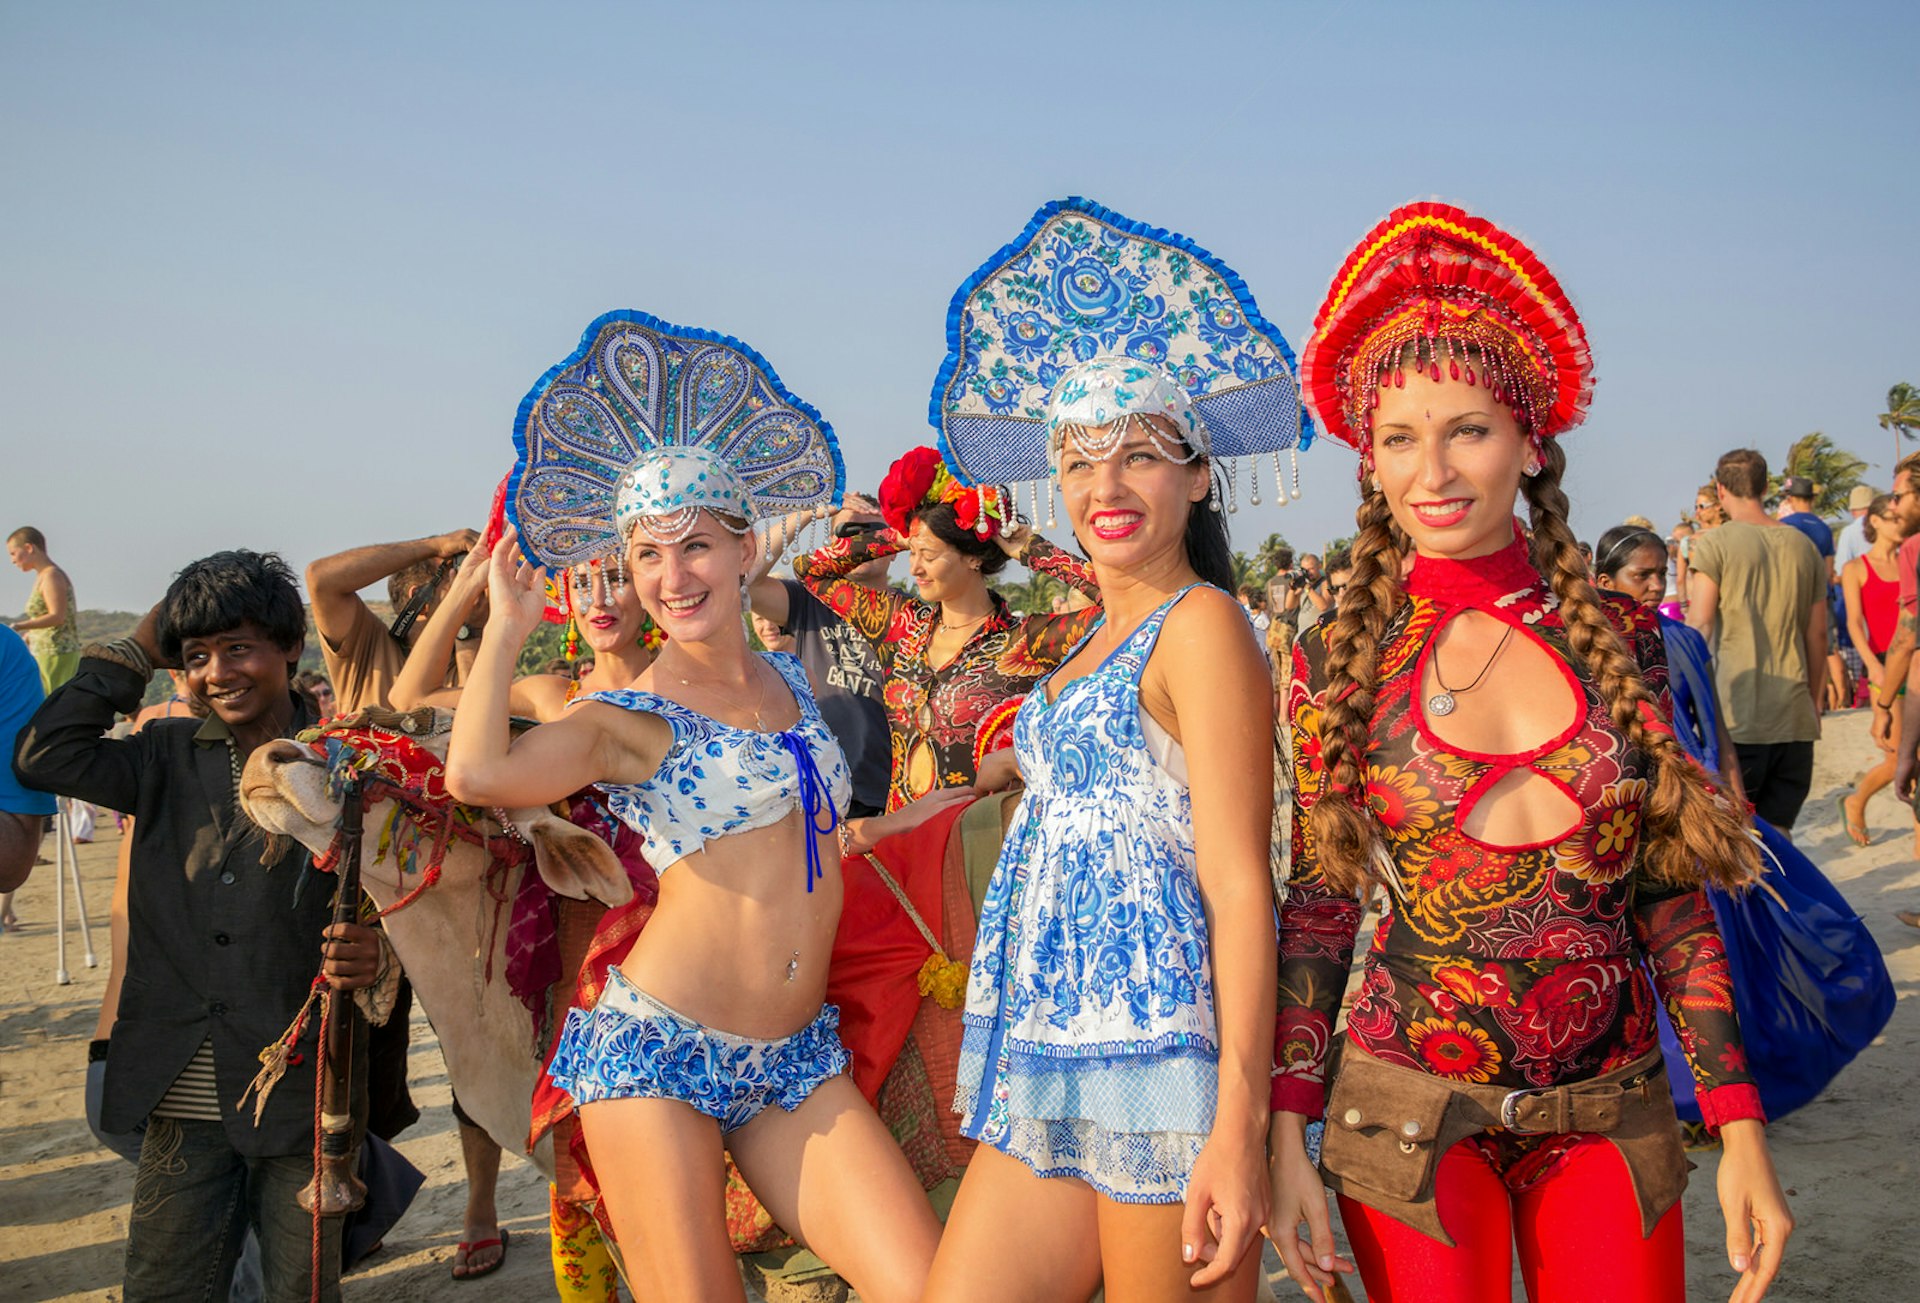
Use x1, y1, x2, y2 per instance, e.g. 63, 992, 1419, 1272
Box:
508, 309, 845, 567
930, 197, 1312, 524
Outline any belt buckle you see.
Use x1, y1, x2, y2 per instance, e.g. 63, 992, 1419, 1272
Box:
1500, 1088, 1548, 1133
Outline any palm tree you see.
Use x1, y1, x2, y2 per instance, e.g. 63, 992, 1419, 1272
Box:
1882, 382, 1920, 466
1255, 532, 1295, 581
1230, 551, 1260, 593
990, 568, 1066, 617
1777, 432, 1868, 518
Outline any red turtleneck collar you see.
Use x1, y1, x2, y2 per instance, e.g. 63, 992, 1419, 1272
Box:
1404, 521, 1546, 610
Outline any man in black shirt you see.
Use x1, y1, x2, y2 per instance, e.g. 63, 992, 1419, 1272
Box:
14, 551, 382, 1302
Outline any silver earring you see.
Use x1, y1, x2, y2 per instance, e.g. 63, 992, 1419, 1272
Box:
1523, 437, 1545, 478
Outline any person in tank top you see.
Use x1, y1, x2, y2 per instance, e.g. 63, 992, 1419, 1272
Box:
446, 312, 939, 1303
923, 196, 1310, 1302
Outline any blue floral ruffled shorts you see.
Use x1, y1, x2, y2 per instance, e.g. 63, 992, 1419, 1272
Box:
547, 967, 850, 1132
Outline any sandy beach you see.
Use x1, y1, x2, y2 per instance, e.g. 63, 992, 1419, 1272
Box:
2, 709, 1916, 1302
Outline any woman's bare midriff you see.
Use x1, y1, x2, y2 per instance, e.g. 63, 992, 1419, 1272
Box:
614, 811, 845, 1039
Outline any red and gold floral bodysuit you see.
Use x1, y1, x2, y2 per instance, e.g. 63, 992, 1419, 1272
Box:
794, 530, 1100, 812
1275, 534, 1763, 1183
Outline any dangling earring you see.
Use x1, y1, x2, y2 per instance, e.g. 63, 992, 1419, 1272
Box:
1523, 438, 1544, 478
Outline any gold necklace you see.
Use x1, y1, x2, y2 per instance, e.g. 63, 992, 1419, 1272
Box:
675, 659, 772, 729
937, 608, 990, 633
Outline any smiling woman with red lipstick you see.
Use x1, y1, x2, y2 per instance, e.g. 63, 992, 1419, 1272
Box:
1271, 204, 1793, 1303
445, 311, 941, 1303
923, 197, 1311, 1303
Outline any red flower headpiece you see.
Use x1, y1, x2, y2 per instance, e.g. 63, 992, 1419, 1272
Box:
877, 446, 1011, 540
1300, 202, 1593, 453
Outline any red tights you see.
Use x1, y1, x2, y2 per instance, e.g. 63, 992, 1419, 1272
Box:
1338, 1136, 1686, 1303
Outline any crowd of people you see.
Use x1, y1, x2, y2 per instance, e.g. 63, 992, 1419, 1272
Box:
3, 196, 1900, 1303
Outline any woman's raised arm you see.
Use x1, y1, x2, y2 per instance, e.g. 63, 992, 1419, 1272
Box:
445, 532, 667, 809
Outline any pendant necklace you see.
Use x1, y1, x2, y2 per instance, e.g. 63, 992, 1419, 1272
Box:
677, 660, 772, 730
1427, 622, 1515, 717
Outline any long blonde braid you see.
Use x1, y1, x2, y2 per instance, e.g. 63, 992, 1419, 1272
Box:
1304, 485, 1407, 892
1523, 440, 1759, 891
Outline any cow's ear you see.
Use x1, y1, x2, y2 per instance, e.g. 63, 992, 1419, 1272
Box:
526, 816, 634, 906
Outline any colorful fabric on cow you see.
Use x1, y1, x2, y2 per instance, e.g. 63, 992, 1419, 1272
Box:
1299, 201, 1594, 457
506, 308, 844, 565
296, 714, 504, 895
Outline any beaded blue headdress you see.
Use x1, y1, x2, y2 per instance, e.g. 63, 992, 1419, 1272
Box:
930, 197, 1311, 522
508, 309, 845, 566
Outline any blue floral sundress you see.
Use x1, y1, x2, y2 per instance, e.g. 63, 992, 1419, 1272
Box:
955, 585, 1229, 1203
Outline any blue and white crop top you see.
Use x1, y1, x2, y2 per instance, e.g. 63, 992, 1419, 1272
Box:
575, 653, 851, 887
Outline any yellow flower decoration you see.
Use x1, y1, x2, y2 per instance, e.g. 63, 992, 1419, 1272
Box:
917, 952, 969, 1010
1365, 763, 1441, 841
1555, 778, 1647, 884
1406, 1017, 1503, 1082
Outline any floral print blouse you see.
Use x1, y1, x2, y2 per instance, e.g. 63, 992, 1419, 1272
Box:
793, 530, 1099, 813
1275, 534, 1764, 1133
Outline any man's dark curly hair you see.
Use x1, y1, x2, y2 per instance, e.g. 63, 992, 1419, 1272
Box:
156, 550, 306, 664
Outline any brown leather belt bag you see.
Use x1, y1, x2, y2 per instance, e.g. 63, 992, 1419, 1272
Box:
1317, 1043, 1688, 1246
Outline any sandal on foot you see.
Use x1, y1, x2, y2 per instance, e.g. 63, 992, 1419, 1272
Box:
1840, 793, 1870, 847
452, 1228, 508, 1281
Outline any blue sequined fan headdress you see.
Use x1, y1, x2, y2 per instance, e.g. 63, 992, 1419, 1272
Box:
930, 197, 1311, 523
508, 309, 845, 566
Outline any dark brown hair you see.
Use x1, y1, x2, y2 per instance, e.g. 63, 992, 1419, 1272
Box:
1713, 449, 1768, 501
910, 501, 1011, 576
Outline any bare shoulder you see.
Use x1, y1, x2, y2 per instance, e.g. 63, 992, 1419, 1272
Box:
1158, 584, 1258, 645
1155, 585, 1268, 697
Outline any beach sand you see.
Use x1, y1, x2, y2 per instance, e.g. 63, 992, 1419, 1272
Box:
2, 711, 1915, 1301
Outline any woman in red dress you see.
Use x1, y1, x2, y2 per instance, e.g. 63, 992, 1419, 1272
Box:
1269, 204, 1793, 1303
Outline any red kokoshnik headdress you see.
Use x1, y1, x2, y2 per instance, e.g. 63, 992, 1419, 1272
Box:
1300, 202, 1594, 458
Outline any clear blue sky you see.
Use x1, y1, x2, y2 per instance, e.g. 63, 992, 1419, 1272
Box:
5, 1, 1915, 611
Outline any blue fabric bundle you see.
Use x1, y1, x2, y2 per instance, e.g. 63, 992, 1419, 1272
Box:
1655, 616, 1893, 1121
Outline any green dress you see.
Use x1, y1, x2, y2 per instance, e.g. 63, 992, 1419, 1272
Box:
24, 575, 79, 692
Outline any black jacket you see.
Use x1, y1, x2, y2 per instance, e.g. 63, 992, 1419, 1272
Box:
14, 656, 348, 1156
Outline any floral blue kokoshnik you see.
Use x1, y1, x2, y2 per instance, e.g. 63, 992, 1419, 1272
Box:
930, 197, 1312, 515
508, 309, 845, 567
